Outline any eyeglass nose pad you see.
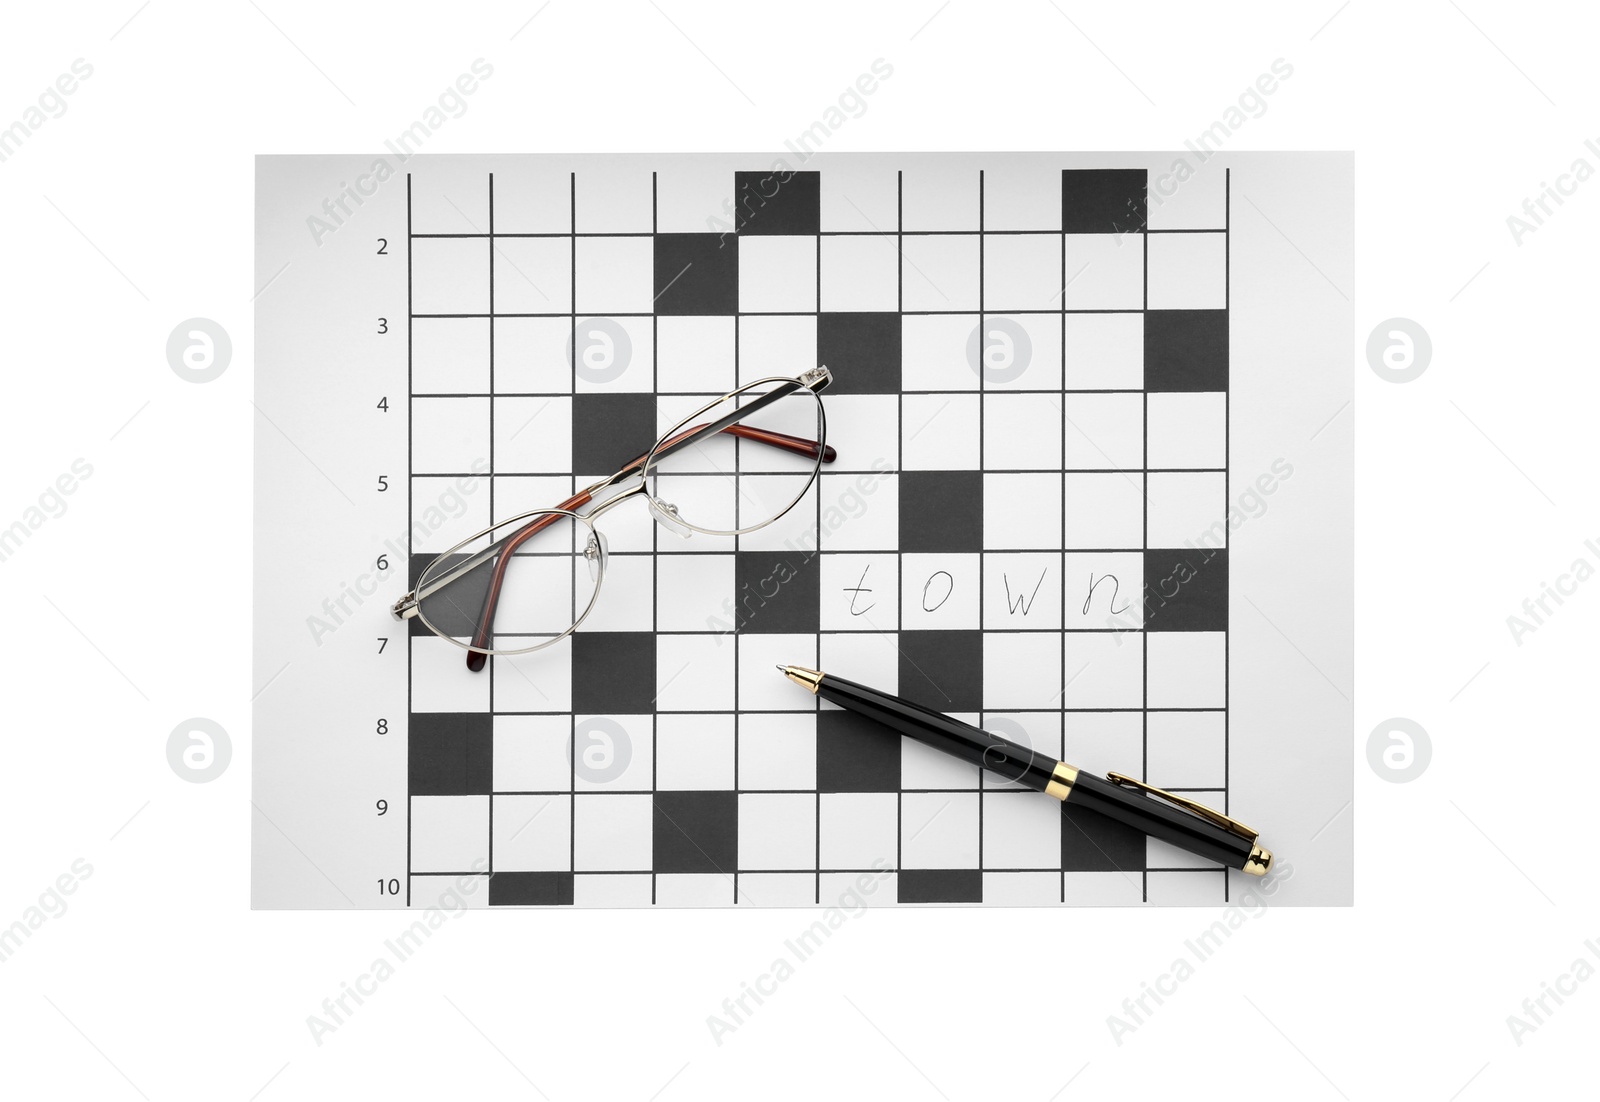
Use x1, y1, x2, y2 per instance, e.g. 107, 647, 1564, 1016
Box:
583, 529, 608, 581
649, 498, 694, 539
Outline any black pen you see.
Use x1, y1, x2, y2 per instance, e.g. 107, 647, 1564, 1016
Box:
778, 665, 1273, 876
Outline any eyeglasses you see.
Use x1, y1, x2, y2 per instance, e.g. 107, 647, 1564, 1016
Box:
393, 366, 834, 670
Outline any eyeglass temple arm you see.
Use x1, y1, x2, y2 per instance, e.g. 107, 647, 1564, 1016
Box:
463, 422, 835, 672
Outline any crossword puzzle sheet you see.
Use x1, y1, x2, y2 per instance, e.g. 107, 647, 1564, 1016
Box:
252, 153, 1355, 909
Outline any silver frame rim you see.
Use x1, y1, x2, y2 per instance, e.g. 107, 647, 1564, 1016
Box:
641, 375, 828, 538
414, 507, 607, 657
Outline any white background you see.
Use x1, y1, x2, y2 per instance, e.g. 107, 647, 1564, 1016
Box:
0, 2, 1592, 1098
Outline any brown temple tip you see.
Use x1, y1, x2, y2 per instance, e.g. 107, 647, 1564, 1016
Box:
820, 444, 838, 463
466, 650, 487, 673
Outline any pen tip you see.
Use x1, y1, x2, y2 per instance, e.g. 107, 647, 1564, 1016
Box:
775, 664, 787, 673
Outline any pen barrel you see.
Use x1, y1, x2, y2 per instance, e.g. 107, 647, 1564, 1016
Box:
814, 675, 1060, 794
1064, 772, 1257, 870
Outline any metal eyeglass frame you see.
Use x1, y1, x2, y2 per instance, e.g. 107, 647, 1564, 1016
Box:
392, 365, 834, 670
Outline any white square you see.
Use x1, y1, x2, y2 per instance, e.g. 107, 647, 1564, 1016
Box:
572, 316, 653, 393
414, 318, 490, 394
494, 714, 570, 792
411, 795, 488, 873
820, 553, 898, 631
1147, 711, 1226, 788
983, 393, 1062, 470
656, 714, 735, 790
739, 236, 817, 313
983, 792, 1061, 869
1064, 551, 1144, 631
902, 314, 980, 391
902, 166, 980, 230
1063, 473, 1144, 548
737, 634, 816, 710
824, 394, 898, 472
1146, 870, 1225, 905
575, 236, 654, 314
1062, 870, 1146, 906
411, 637, 490, 712
573, 794, 652, 871
494, 317, 572, 394
983, 234, 1061, 311
983, 872, 1059, 904
492, 237, 571, 314
655, 874, 734, 907
984, 472, 1062, 550
1064, 711, 1143, 775
980, 313, 1062, 391
413, 397, 489, 474
983, 633, 1061, 710
579, 553, 653, 633
901, 394, 979, 470
901, 792, 979, 868
1061, 632, 1144, 709
572, 715, 652, 791
494, 646, 573, 713
821, 235, 898, 312
819, 793, 898, 869
657, 554, 734, 631
901, 234, 980, 311
984, 166, 1062, 231
819, 631, 899, 694
821, 163, 898, 232
1147, 632, 1226, 708
1061, 234, 1143, 310
1148, 232, 1227, 309
658, 315, 736, 394
1147, 472, 1225, 547
738, 793, 816, 871
492, 167, 571, 234
819, 870, 897, 908
902, 715, 981, 789
737, 873, 814, 906
818, 472, 898, 550
1064, 392, 1143, 471
491, 475, 570, 523
409, 163, 488, 233
409, 474, 492, 554
1147, 161, 1227, 230
413, 237, 489, 315
656, 163, 732, 233
493, 396, 572, 475
738, 713, 816, 790
901, 553, 979, 629
656, 633, 735, 711
574, 169, 652, 232
983, 552, 1061, 630
739, 314, 816, 382
572, 874, 653, 907
1065, 313, 1144, 390
492, 794, 570, 871
1146, 392, 1226, 469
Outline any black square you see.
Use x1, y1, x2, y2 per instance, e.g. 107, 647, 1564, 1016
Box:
573, 393, 655, 474
653, 790, 737, 874
898, 869, 982, 904
898, 630, 983, 713
818, 313, 901, 395
489, 871, 574, 906
734, 170, 820, 235
1145, 310, 1228, 392
899, 471, 983, 554
1144, 548, 1227, 632
1062, 803, 1147, 873
817, 710, 901, 792
408, 552, 492, 638
409, 712, 492, 796
734, 549, 819, 634
572, 632, 657, 714
654, 233, 738, 315
1062, 168, 1147, 234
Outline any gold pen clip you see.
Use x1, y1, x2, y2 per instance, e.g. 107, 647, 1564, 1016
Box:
1105, 772, 1258, 841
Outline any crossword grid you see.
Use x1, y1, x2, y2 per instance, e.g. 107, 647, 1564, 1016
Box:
402, 159, 1232, 908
